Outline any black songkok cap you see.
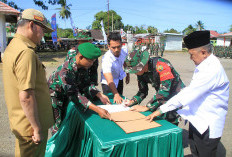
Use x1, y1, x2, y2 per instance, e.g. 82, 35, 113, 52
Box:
184, 30, 210, 49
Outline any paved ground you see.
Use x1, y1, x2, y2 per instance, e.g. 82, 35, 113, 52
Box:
0, 51, 231, 157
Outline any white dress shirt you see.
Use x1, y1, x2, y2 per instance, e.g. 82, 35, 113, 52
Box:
101, 47, 128, 87
160, 54, 229, 138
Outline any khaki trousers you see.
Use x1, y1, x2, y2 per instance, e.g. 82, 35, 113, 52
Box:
15, 131, 48, 157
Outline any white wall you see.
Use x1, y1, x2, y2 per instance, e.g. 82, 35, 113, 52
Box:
165, 35, 182, 51
0, 14, 6, 54
217, 37, 231, 46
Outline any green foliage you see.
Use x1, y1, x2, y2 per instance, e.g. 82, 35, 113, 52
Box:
230, 25, 232, 32
164, 28, 179, 33
196, 20, 205, 31
182, 24, 197, 35
92, 10, 124, 33
182, 20, 205, 35
57, 28, 74, 38
124, 24, 134, 33
134, 25, 147, 34
147, 26, 158, 34
56, 0, 72, 19
123, 25, 158, 34
1, 0, 61, 11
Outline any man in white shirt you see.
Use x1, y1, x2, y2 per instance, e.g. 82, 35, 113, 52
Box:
146, 31, 229, 157
101, 32, 129, 104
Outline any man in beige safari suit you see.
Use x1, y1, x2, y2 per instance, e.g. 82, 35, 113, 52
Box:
3, 9, 54, 157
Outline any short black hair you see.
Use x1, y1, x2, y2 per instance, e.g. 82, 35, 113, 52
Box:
107, 32, 122, 44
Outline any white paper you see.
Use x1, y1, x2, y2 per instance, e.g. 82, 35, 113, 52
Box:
98, 104, 130, 113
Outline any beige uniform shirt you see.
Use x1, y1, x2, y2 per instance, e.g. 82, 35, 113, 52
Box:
3, 33, 54, 137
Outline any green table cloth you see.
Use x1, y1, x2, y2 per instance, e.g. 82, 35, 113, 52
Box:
45, 94, 183, 157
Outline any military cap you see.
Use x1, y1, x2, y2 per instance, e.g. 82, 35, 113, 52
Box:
78, 43, 101, 59
184, 30, 210, 49
19, 9, 53, 33
124, 50, 149, 74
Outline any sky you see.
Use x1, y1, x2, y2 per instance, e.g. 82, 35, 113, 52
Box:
10, 0, 232, 34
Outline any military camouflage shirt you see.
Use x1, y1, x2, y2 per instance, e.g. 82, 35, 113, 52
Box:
64, 49, 99, 85
132, 57, 185, 112
48, 56, 100, 111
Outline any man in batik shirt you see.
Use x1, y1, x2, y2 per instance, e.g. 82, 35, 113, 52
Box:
48, 43, 110, 135
124, 50, 185, 125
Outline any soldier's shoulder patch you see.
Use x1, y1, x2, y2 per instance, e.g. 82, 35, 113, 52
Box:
156, 64, 163, 72
156, 61, 174, 81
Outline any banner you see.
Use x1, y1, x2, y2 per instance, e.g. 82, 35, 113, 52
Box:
51, 13, 57, 43
100, 20, 107, 44
120, 28, 126, 37
70, 16, 77, 37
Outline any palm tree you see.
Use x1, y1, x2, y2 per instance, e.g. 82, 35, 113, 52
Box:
182, 25, 196, 35
56, 0, 72, 26
196, 20, 205, 31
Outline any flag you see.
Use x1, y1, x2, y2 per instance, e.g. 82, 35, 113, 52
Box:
51, 14, 57, 43
100, 20, 107, 44
70, 16, 77, 37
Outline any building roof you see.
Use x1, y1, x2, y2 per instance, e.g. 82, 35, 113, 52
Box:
0, 1, 19, 23
163, 33, 183, 36
90, 30, 104, 40
134, 33, 150, 38
219, 32, 232, 37
210, 30, 220, 38
0, 1, 20, 15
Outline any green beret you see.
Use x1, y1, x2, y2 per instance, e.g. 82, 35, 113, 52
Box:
78, 43, 101, 59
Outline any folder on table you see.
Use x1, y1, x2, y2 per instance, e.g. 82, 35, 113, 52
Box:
111, 111, 161, 133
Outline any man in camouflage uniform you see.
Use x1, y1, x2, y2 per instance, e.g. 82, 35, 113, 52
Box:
48, 43, 111, 135
64, 29, 99, 86
154, 43, 159, 56
65, 44, 99, 86
124, 50, 185, 125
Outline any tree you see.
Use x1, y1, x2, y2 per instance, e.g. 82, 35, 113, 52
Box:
133, 25, 147, 34
124, 24, 134, 33
230, 25, 232, 32
182, 25, 196, 35
57, 28, 74, 38
1, 0, 59, 11
147, 26, 158, 34
57, 0, 71, 19
196, 20, 205, 31
164, 28, 179, 34
92, 10, 124, 33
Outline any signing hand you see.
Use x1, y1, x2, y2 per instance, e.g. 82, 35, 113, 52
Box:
123, 99, 134, 106
99, 94, 111, 105
32, 130, 43, 144
113, 93, 123, 104
145, 110, 162, 122
97, 107, 111, 120
130, 105, 149, 112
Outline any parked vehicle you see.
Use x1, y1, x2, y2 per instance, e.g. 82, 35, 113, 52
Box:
92, 40, 107, 46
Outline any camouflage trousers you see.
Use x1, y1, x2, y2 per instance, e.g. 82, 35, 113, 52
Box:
50, 96, 68, 135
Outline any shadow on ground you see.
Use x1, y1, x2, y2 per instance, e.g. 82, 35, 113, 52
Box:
37, 51, 67, 63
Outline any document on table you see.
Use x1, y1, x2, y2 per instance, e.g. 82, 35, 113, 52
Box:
98, 104, 130, 113
110, 111, 162, 134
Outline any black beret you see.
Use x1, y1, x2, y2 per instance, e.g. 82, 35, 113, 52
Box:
184, 30, 210, 49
